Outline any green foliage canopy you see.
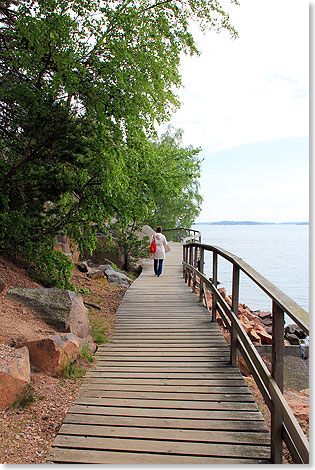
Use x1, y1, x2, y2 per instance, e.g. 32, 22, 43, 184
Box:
0, 0, 238, 284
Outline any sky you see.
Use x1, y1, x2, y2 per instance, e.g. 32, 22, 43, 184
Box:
160, 0, 310, 223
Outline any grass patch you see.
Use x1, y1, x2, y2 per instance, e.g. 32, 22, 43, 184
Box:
11, 385, 36, 410
79, 344, 94, 363
61, 359, 86, 380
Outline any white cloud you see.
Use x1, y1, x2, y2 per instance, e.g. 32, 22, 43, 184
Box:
163, 0, 309, 152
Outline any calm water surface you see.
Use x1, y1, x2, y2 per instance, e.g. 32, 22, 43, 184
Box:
192, 224, 309, 316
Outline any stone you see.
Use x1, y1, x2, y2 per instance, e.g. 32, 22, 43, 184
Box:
256, 327, 272, 345
0, 276, 6, 293
237, 356, 251, 376
248, 329, 261, 344
218, 287, 226, 299
102, 265, 132, 287
261, 317, 273, 327
15, 334, 80, 376
286, 333, 301, 345
0, 345, 30, 410
258, 311, 272, 320
7, 287, 94, 345
88, 270, 105, 279
77, 261, 90, 273
285, 323, 307, 340
225, 295, 232, 307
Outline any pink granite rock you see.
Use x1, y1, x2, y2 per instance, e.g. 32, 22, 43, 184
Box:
0, 344, 30, 410
16, 334, 81, 376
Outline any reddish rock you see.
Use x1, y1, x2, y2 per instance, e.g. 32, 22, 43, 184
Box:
16, 334, 81, 376
243, 309, 256, 321
248, 329, 261, 344
243, 324, 254, 334
258, 311, 272, 320
216, 316, 225, 328
256, 327, 272, 345
218, 287, 226, 299
237, 356, 251, 376
0, 344, 30, 410
225, 295, 232, 307
261, 317, 273, 327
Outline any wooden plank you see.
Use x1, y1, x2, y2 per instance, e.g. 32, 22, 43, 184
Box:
85, 372, 242, 378
58, 423, 269, 444
82, 377, 247, 385
48, 448, 270, 464
74, 397, 258, 411
79, 384, 250, 394
68, 405, 265, 421
52, 435, 270, 459
78, 391, 254, 402
63, 412, 269, 432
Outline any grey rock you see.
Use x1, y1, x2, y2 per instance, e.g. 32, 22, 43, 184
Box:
77, 262, 90, 273
286, 333, 301, 345
102, 265, 132, 286
285, 323, 307, 340
88, 270, 104, 279
7, 287, 94, 344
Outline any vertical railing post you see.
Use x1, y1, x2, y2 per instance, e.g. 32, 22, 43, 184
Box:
182, 244, 186, 278
199, 247, 204, 302
230, 265, 240, 366
188, 245, 193, 287
184, 245, 189, 283
271, 301, 285, 463
211, 252, 218, 322
192, 245, 198, 292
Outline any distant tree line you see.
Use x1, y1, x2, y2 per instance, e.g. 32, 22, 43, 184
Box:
0, 0, 237, 286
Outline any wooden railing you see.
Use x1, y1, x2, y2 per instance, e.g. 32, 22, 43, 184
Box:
182, 241, 309, 464
163, 227, 201, 243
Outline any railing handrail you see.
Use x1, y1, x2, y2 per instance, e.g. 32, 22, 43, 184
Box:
163, 227, 201, 243
185, 241, 309, 334
182, 239, 309, 464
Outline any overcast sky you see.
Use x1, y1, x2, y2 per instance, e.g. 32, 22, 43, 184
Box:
161, 0, 309, 223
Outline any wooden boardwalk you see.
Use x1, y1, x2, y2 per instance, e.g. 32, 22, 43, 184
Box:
48, 243, 271, 464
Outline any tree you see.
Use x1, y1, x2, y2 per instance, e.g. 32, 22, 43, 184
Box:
146, 126, 203, 229
0, 0, 238, 285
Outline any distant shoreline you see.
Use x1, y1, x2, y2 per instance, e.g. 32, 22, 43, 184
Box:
194, 221, 309, 226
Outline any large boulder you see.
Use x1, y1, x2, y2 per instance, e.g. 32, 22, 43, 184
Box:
101, 265, 132, 287
15, 334, 81, 376
7, 287, 94, 345
135, 224, 154, 240
285, 323, 307, 340
0, 344, 30, 410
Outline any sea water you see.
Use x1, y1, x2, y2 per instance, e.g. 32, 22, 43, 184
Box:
192, 224, 309, 317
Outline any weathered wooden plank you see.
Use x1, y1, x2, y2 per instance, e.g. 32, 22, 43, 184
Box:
79, 384, 250, 394
82, 377, 247, 386
85, 372, 242, 378
48, 448, 270, 464
74, 396, 258, 411
63, 412, 269, 432
68, 405, 265, 421
58, 423, 268, 444
52, 435, 270, 459
97, 357, 228, 368
78, 391, 254, 402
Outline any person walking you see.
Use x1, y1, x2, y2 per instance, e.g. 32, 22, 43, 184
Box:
150, 226, 169, 277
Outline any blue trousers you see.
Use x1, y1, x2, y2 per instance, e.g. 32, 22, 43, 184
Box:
154, 259, 164, 276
